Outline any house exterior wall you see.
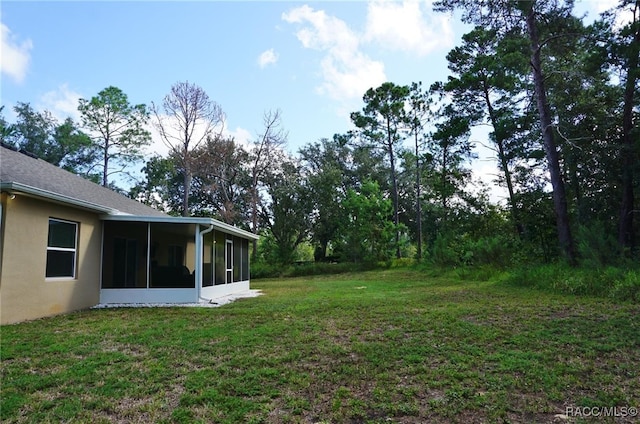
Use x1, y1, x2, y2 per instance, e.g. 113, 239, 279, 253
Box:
0, 193, 102, 324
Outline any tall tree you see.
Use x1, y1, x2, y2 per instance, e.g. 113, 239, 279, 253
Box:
248, 109, 288, 258
351, 82, 410, 258
259, 157, 312, 265
299, 135, 352, 260
8, 103, 96, 176
428, 103, 475, 229
434, 0, 577, 263
336, 180, 397, 263
441, 26, 530, 237
193, 135, 251, 226
78, 86, 151, 187
609, 0, 640, 252
406, 82, 430, 259
129, 155, 179, 213
152, 81, 224, 216
0, 106, 15, 143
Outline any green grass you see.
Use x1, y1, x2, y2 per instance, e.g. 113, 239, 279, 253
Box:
2, 269, 639, 423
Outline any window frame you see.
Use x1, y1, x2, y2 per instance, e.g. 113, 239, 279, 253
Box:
46, 218, 78, 280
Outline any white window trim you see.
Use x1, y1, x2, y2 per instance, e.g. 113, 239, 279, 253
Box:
46, 218, 78, 280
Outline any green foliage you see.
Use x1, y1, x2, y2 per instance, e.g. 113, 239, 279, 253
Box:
576, 222, 622, 267
78, 86, 151, 187
260, 159, 312, 265
609, 270, 640, 302
3, 103, 97, 176
5, 0, 639, 275
506, 262, 640, 300
129, 154, 178, 212
251, 260, 376, 279
298, 136, 351, 261
249, 261, 282, 279
334, 180, 398, 263
351, 82, 412, 258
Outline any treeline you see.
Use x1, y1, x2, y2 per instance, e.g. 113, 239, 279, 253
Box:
1, 0, 638, 275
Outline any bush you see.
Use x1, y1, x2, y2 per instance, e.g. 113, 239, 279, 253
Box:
505, 263, 640, 301
452, 265, 505, 282
251, 261, 378, 279
430, 234, 462, 267
251, 262, 284, 279
430, 233, 522, 269
576, 222, 621, 267
609, 270, 640, 302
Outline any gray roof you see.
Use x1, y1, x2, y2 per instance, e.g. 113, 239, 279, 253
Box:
0, 144, 167, 217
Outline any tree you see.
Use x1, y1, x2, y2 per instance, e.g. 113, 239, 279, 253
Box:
259, 158, 312, 265
428, 103, 475, 230
129, 155, 178, 213
336, 180, 397, 263
0, 106, 15, 143
78, 86, 151, 187
299, 135, 352, 261
441, 26, 531, 237
248, 109, 288, 258
7, 102, 96, 176
192, 135, 251, 226
152, 81, 224, 216
351, 82, 410, 258
434, 0, 577, 263
608, 0, 640, 252
406, 82, 431, 259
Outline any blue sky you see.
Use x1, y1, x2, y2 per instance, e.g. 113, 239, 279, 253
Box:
1, 0, 613, 199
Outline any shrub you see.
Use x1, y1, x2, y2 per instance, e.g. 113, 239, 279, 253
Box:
251, 261, 378, 279
251, 262, 284, 279
430, 233, 522, 269
505, 263, 639, 301
609, 270, 640, 302
576, 222, 621, 267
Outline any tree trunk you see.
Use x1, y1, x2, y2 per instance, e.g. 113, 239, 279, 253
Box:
618, 0, 639, 252
415, 132, 423, 260
388, 138, 401, 259
251, 176, 259, 262
525, 4, 576, 264
182, 167, 191, 217
102, 139, 109, 187
481, 80, 523, 237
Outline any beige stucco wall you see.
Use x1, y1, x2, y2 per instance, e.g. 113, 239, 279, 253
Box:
0, 193, 102, 325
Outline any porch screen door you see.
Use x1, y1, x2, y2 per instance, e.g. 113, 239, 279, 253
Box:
226, 239, 233, 284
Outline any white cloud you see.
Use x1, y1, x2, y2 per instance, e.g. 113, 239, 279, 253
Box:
318, 54, 385, 100
364, 0, 454, 56
38, 84, 83, 121
146, 114, 240, 158
577, 0, 635, 27
258, 48, 279, 68
225, 126, 253, 148
282, 5, 386, 102
608, 0, 637, 28
593, 0, 618, 14
0, 22, 33, 84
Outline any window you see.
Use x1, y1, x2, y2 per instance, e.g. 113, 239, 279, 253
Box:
46, 218, 78, 278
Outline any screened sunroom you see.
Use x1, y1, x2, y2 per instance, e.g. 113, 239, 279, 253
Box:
99, 215, 258, 304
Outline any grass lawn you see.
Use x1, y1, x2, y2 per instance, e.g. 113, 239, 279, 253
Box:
1, 269, 639, 423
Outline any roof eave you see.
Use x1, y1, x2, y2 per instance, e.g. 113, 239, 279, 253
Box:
101, 214, 259, 240
1, 181, 118, 214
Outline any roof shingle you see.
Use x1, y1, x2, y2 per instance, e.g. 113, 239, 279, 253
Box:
0, 145, 167, 217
